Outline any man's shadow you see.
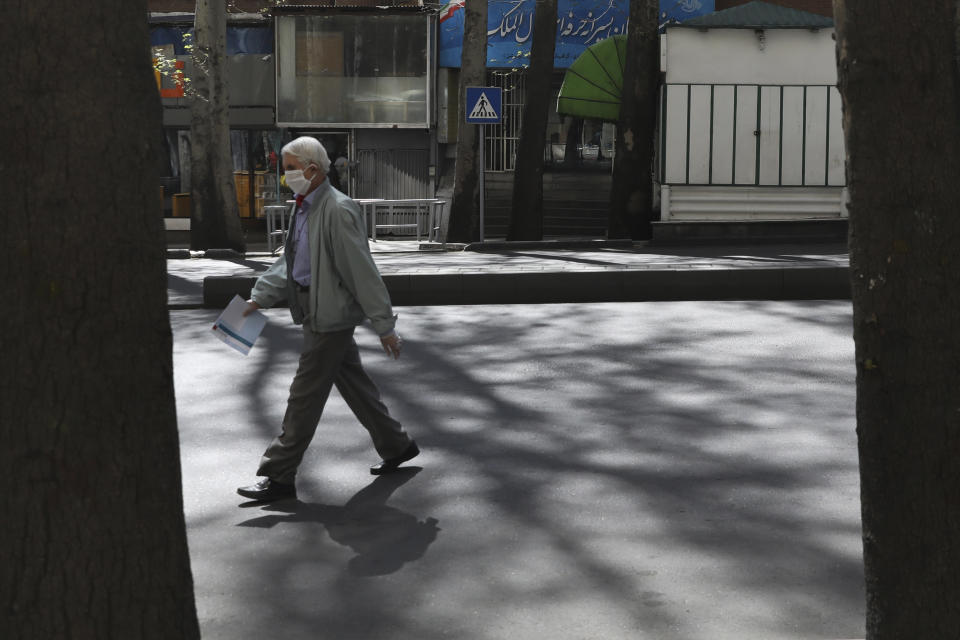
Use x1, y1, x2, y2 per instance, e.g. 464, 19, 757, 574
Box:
236, 468, 440, 577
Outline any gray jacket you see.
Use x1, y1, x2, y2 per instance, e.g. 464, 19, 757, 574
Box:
251, 181, 397, 336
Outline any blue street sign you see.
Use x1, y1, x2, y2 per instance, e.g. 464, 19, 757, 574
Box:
465, 86, 502, 124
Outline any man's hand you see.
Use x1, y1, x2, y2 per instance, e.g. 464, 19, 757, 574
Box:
381, 331, 403, 359
243, 300, 261, 317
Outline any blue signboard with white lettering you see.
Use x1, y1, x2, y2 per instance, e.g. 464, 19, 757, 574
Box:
465, 87, 503, 123
438, 0, 714, 69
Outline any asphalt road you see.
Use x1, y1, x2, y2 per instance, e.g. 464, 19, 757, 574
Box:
172, 300, 863, 640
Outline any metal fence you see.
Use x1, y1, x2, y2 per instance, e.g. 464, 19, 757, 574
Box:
659, 83, 846, 188
485, 70, 526, 172
355, 147, 431, 200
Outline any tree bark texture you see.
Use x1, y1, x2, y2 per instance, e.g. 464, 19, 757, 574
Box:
0, 3, 200, 639
956, 1, 960, 84
953, 0, 960, 74
507, 0, 559, 241
191, 0, 245, 251
447, 0, 488, 243
609, 0, 660, 239
564, 117, 584, 166
834, 1, 960, 637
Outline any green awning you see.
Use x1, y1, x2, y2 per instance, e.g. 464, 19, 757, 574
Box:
556, 35, 626, 123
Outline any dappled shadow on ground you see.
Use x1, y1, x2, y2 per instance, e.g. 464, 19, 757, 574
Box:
237, 469, 439, 577
221, 257, 272, 272
369, 300, 860, 639
166, 272, 202, 303
174, 300, 862, 640
635, 243, 850, 260
486, 247, 846, 269
489, 250, 632, 268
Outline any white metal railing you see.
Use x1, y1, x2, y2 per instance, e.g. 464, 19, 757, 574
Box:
355, 198, 447, 242
660, 83, 845, 187
263, 202, 294, 254
485, 70, 526, 172
266, 199, 446, 253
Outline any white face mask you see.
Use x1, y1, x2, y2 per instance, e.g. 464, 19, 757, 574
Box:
285, 166, 314, 195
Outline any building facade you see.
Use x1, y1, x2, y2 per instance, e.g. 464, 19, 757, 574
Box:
150, 0, 435, 225
272, 3, 436, 200
658, 2, 846, 222
150, 1, 843, 237
150, 3, 277, 220
716, 0, 832, 16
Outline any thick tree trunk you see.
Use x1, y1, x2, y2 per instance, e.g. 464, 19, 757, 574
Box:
0, 2, 200, 639
507, 0, 558, 241
191, 0, 245, 252
834, 1, 960, 637
447, 0, 488, 243
609, 0, 660, 239
564, 117, 584, 166
956, 1, 960, 82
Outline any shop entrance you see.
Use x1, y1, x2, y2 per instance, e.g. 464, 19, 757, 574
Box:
354, 129, 431, 200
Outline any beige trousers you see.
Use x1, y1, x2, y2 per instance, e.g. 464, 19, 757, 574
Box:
257, 292, 410, 484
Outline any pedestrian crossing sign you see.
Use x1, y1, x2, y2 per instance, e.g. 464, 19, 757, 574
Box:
465, 86, 502, 124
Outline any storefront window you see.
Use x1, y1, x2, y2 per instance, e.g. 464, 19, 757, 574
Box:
160, 129, 282, 219
277, 14, 430, 126
231, 130, 282, 219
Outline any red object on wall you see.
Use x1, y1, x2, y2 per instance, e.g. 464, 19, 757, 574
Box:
154, 59, 186, 99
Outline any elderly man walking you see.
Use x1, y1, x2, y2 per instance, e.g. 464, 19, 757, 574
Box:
237, 136, 418, 503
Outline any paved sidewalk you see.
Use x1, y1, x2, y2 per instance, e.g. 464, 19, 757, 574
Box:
167, 241, 850, 309
174, 300, 863, 639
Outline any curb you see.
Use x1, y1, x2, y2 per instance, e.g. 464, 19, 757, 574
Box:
199, 266, 850, 309
463, 239, 635, 252
167, 248, 259, 260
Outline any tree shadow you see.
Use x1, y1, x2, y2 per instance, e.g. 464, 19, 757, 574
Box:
166, 271, 202, 303
222, 257, 272, 272
489, 250, 629, 267
241, 317, 302, 440
236, 468, 440, 577
176, 300, 863, 639
360, 300, 862, 636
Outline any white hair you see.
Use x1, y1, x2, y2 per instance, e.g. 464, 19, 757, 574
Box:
281, 136, 331, 173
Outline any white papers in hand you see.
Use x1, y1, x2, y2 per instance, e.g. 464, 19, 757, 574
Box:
212, 295, 267, 355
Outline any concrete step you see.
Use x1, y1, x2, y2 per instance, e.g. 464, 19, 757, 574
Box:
486, 204, 608, 216
486, 200, 608, 210
652, 218, 848, 245
483, 219, 606, 237
201, 263, 851, 308
484, 172, 613, 203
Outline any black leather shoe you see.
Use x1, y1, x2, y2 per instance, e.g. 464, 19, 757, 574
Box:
370, 441, 420, 475
237, 478, 296, 502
